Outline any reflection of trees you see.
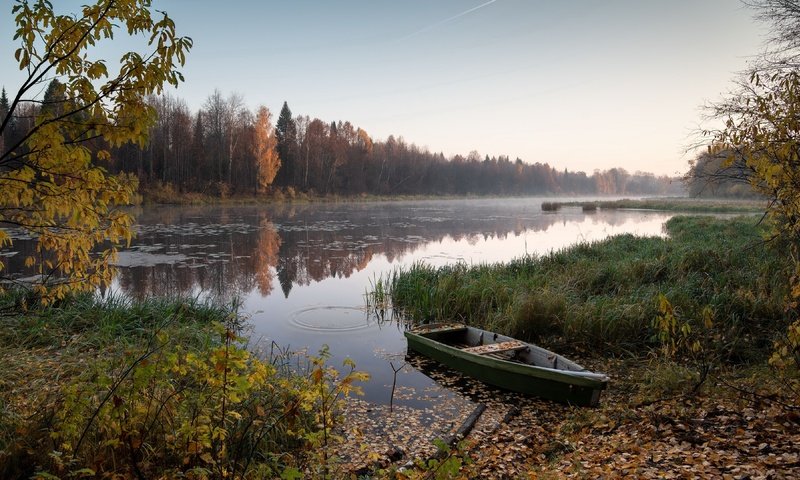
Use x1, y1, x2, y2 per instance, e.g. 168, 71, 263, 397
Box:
4, 202, 671, 299
113, 211, 278, 301
254, 218, 281, 296
274, 227, 374, 297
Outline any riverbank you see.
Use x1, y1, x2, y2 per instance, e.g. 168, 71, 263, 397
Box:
541, 197, 766, 213
139, 181, 759, 209
374, 214, 799, 477
138, 181, 496, 205
383, 216, 788, 357
5, 213, 798, 478
0, 293, 366, 479
441, 358, 800, 479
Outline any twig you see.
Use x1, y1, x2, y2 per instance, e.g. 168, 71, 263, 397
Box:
717, 375, 800, 411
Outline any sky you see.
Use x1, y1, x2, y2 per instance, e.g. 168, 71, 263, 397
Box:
0, 0, 767, 176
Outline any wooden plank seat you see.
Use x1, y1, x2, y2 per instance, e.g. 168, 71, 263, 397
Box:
462, 340, 528, 355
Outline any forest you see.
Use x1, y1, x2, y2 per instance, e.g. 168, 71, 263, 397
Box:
0, 84, 682, 198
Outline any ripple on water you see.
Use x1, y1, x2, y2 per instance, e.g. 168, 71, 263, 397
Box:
289, 305, 374, 332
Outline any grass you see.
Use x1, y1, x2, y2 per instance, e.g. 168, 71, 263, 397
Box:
542, 197, 767, 213
380, 216, 791, 361
0, 292, 353, 479
0, 291, 226, 349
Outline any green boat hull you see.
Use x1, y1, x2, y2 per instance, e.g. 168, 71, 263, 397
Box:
405, 329, 607, 407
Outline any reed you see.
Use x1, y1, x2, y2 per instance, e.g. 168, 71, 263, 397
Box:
381, 216, 790, 360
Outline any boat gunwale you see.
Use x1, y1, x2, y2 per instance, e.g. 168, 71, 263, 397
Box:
405, 325, 609, 388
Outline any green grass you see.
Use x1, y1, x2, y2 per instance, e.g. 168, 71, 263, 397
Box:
0, 291, 228, 350
543, 197, 767, 213
382, 216, 791, 360
0, 293, 340, 479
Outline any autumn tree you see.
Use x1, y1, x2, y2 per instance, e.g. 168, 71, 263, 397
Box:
254, 106, 280, 192
705, 0, 800, 368
0, 0, 191, 301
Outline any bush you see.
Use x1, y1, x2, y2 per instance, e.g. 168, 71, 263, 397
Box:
0, 295, 367, 479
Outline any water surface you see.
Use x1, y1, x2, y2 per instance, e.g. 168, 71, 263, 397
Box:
2, 198, 676, 408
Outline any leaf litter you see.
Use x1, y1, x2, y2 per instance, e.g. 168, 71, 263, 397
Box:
334, 357, 800, 478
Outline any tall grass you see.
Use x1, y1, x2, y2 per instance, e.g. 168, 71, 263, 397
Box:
381, 216, 791, 360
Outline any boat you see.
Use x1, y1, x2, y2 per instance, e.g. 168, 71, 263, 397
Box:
404, 323, 609, 406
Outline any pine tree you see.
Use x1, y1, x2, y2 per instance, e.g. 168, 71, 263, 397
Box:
0, 87, 8, 153
0, 87, 8, 120
275, 101, 297, 187
41, 79, 65, 117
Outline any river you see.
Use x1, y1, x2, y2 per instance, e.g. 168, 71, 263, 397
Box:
2, 197, 676, 408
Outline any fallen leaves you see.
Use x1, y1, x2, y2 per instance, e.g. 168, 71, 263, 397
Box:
331, 357, 800, 479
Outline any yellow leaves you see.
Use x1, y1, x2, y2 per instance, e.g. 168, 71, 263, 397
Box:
701, 306, 714, 330
311, 366, 324, 384
654, 295, 717, 364
86, 60, 108, 79
2, 0, 192, 302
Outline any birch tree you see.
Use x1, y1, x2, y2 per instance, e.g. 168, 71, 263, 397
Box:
254, 106, 280, 192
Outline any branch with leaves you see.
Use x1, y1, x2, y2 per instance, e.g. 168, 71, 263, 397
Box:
0, 0, 192, 302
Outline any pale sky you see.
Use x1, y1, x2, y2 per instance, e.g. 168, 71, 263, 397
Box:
1, 1, 766, 176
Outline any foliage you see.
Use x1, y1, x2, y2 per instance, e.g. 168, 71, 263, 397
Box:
381, 216, 790, 360
0, 293, 369, 479
55, 92, 684, 198
302, 346, 370, 479
708, 70, 800, 369
685, 150, 765, 198
255, 105, 281, 191
0, 0, 191, 302
419, 439, 469, 480
702, 1, 800, 370
652, 294, 721, 391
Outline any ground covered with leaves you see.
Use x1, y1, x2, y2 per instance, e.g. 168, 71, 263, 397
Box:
335, 358, 799, 479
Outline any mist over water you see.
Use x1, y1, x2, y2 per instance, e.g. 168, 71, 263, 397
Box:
1, 197, 675, 406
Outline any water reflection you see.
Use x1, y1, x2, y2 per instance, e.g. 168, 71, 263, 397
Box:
1, 198, 675, 406
99, 200, 672, 300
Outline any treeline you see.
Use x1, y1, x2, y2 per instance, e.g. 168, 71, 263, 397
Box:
685, 151, 764, 199
1, 84, 683, 197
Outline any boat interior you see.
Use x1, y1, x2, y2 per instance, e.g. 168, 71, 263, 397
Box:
415, 324, 586, 372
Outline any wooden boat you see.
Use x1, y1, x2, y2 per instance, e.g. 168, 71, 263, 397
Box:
404, 323, 609, 406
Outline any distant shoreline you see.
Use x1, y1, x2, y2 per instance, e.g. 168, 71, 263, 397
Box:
136, 188, 766, 214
